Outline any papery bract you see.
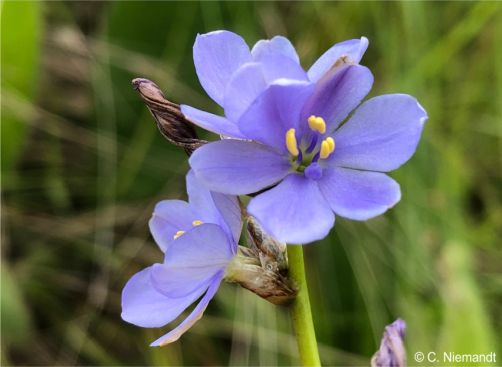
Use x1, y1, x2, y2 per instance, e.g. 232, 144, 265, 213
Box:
121, 171, 241, 346
184, 31, 427, 244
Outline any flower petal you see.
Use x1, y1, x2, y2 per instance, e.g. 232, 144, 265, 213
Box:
149, 200, 195, 252
211, 192, 242, 245
189, 140, 291, 195
223, 62, 267, 122
238, 80, 315, 151
121, 266, 208, 328
181, 105, 244, 139
193, 31, 252, 106
163, 224, 234, 269
259, 53, 308, 82
150, 263, 217, 299
308, 37, 369, 82
302, 64, 373, 134
247, 174, 334, 244
318, 167, 401, 220
151, 224, 233, 298
331, 94, 428, 171
186, 170, 228, 225
252, 35, 300, 64
150, 272, 224, 347
186, 170, 242, 244
224, 56, 308, 122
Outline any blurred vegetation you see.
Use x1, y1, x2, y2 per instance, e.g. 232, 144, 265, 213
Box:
1, 1, 501, 366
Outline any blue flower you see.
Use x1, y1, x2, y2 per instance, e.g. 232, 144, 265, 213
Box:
183, 31, 428, 244
121, 171, 241, 346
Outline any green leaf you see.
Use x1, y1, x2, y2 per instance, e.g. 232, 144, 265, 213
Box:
1, 1, 42, 174
0, 263, 32, 345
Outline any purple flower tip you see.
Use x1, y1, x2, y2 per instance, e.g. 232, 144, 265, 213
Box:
391, 318, 406, 339
371, 318, 407, 367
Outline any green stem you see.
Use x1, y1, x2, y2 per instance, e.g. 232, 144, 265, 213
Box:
287, 245, 321, 366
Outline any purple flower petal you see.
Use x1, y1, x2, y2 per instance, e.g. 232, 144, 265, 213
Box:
150, 263, 216, 299
189, 140, 291, 195
210, 192, 242, 245
251, 35, 300, 64
163, 224, 233, 268
302, 64, 373, 134
331, 94, 428, 172
186, 169, 221, 223
224, 62, 267, 122
149, 200, 195, 252
150, 224, 233, 298
308, 37, 368, 82
248, 174, 334, 244
258, 53, 308, 82
150, 272, 224, 347
238, 80, 315, 151
181, 104, 245, 139
186, 170, 242, 245
318, 167, 401, 220
121, 266, 208, 328
193, 31, 252, 106
224, 56, 307, 122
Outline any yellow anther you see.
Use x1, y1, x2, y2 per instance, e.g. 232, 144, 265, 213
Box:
285, 128, 299, 157
307, 116, 317, 130
308, 115, 326, 134
319, 140, 331, 159
192, 220, 203, 226
173, 230, 185, 239
326, 136, 335, 153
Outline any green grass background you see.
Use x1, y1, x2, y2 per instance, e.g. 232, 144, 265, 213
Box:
1, 1, 501, 366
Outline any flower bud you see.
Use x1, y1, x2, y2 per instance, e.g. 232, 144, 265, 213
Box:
132, 78, 206, 155
371, 319, 407, 367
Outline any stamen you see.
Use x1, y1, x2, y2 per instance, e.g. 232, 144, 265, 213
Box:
307, 115, 326, 134
285, 128, 299, 157
173, 230, 185, 239
326, 137, 335, 153
306, 134, 318, 153
312, 151, 320, 163
296, 150, 303, 164
192, 220, 203, 226
319, 140, 331, 159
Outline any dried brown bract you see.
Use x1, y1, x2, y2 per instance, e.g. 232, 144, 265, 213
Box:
225, 216, 297, 306
132, 78, 206, 155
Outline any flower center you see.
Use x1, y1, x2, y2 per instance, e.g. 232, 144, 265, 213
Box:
285, 116, 336, 173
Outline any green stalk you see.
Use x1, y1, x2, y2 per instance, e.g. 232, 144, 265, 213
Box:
287, 245, 321, 366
